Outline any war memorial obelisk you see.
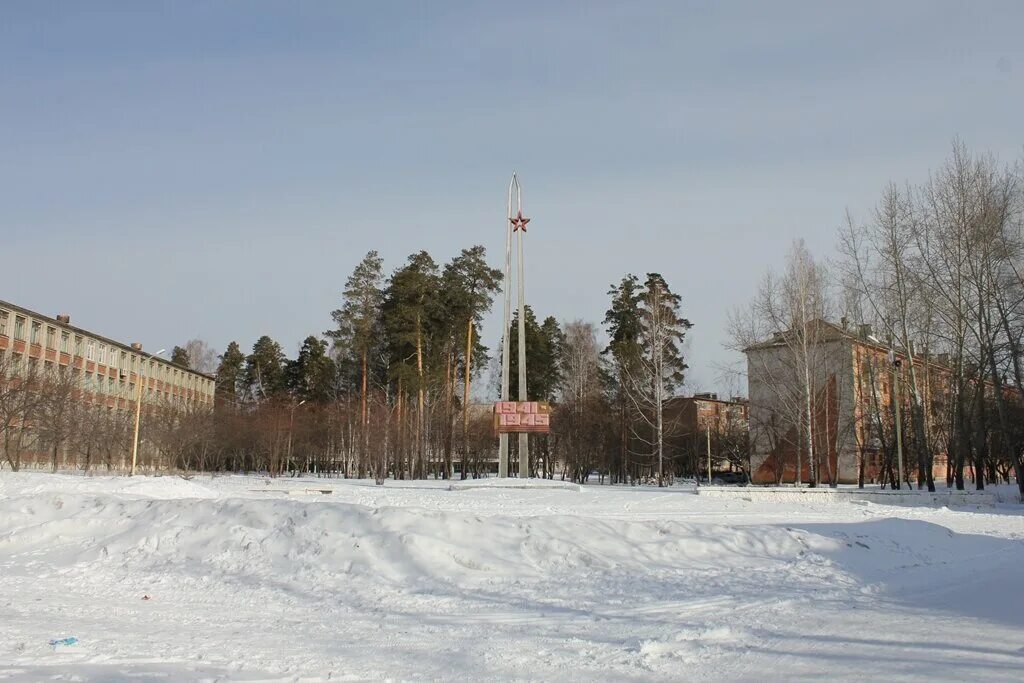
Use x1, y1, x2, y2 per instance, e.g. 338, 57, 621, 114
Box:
498, 173, 531, 478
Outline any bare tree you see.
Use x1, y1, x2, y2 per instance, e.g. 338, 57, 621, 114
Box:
0, 351, 42, 471
731, 240, 832, 486
35, 363, 82, 473
554, 321, 611, 483
183, 339, 218, 374
838, 186, 937, 490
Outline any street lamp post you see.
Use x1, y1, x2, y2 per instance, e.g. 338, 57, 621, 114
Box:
287, 399, 307, 477
888, 349, 904, 490
707, 424, 712, 483
130, 348, 165, 477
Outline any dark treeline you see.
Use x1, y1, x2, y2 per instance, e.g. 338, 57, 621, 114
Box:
3, 246, 705, 484
202, 251, 699, 484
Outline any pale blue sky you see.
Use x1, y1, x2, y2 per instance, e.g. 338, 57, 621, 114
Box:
2, 1, 1022, 392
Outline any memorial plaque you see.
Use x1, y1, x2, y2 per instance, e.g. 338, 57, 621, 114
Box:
493, 401, 551, 433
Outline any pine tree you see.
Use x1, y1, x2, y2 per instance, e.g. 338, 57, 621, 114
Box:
441, 246, 502, 478
328, 250, 385, 475
244, 336, 287, 401
508, 307, 563, 402
285, 336, 337, 403
215, 341, 246, 408
381, 251, 442, 478
605, 273, 691, 485
171, 346, 191, 368
605, 274, 644, 368
604, 275, 644, 482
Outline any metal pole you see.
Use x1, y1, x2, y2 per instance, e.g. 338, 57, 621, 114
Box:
707, 423, 712, 483
130, 348, 164, 476
516, 182, 529, 479
498, 175, 516, 478
893, 357, 904, 490
130, 364, 144, 477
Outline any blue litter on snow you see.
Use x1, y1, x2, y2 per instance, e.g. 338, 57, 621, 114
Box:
49, 637, 78, 649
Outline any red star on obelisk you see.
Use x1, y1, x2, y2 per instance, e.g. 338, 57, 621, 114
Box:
510, 209, 531, 232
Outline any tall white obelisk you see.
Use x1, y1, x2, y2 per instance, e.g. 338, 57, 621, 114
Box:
499, 173, 531, 478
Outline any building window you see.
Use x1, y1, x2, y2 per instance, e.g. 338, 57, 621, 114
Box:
30, 321, 41, 345
75, 335, 83, 356
120, 351, 127, 370
47, 327, 56, 349
61, 331, 70, 353
98, 345, 106, 365
0, 310, 8, 337
86, 342, 95, 361
14, 316, 25, 340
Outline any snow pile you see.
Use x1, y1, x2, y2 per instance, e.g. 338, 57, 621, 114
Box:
0, 492, 820, 587
449, 477, 582, 491
989, 483, 1023, 504
1, 472, 1022, 681
0, 471, 220, 500
640, 625, 754, 666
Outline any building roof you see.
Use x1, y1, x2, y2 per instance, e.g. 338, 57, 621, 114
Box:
742, 318, 853, 353
665, 394, 748, 407
0, 298, 215, 380
741, 317, 956, 370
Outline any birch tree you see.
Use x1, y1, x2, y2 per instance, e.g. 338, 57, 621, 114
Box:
731, 239, 831, 485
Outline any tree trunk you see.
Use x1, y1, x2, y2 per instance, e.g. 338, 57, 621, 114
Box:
416, 314, 425, 480
462, 318, 473, 481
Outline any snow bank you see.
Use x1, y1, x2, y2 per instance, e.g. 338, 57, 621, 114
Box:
0, 492, 815, 587
697, 485, 997, 507
0, 471, 220, 500
448, 477, 582, 492
640, 625, 753, 666
1, 472, 1022, 681
988, 483, 1023, 504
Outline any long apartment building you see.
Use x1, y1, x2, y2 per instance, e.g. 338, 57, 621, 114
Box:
0, 298, 215, 410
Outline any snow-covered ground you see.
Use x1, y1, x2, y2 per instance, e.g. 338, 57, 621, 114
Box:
1, 473, 1022, 681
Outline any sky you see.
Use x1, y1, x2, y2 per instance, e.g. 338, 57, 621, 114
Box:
2, 1, 1023, 394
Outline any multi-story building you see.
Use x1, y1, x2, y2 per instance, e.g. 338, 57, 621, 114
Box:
0, 298, 215, 412
663, 393, 749, 476
665, 393, 749, 437
743, 318, 958, 485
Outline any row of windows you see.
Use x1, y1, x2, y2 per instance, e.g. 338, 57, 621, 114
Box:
3, 353, 213, 407
0, 308, 214, 396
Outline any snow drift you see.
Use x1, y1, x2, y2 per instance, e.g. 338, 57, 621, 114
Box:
1, 473, 1022, 681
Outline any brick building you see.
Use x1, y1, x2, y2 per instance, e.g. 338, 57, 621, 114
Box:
665, 393, 749, 437
744, 318, 960, 485
664, 393, 749, 475
0, 298, 215, 412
